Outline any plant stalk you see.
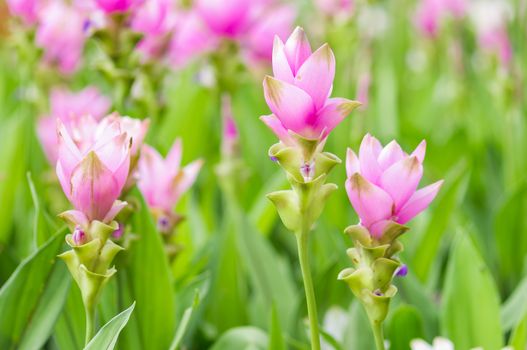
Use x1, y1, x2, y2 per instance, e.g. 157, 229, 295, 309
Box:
84, 302, 96, 346
371, 320, 385, 350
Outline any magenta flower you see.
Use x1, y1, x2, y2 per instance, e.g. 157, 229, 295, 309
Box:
221, 95, 239, 157
7, 0, 41, 24
195, 0, 251, 38
137, 140, 202, 230
415, 0, 466, 37
56, 117, 131, 227
37, 87, 111, 164
261, 27, 359, 145
35, 1, 86, 74
478, 28, 512, 65
345, 134, 443, 237
95, 0, 143, 13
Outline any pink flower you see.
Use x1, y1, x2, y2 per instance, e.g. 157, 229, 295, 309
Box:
169, 9, 219, 68
35, 1, 86, 74
243, 4, 296, 63
7, 0, 41, 24
37, 87, 111, 164
314, 0, 353, 17
261, 27, 359, 144
345, 134, 443, 237
137, 140, 202, 226
221, 94, 239, 157
414, 0, 466, 37
100, 114, 150, 157
195, 0, 251, 38
56, 116, 131, 226
95, 0, 142, 13
478, 27, 512, 65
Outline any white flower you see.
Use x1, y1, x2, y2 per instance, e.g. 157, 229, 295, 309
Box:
410, 337, 513, 350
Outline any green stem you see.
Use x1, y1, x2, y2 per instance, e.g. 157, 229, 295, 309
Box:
296, 228, 321, 350
371, 321, 385, 350
84, 302, 96, 346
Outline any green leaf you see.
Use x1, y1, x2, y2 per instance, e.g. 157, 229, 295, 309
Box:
268, 305, 286, 350
84, 302, 135, 350
210, 327, 268, 350
27, 172, 57, 248
509, 311, 527, 350
169, 292, 200, 350
501, 274, 527, 332
119, 190, 175, 350
412, 162, 468, 280
441, 231, 504, 349
387, 305, 425, 350
0, 229, 70, 350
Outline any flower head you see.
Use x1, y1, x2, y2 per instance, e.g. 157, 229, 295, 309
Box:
195, 0, 251, 38
261, 27, 360, 146
35, 1, 86, 74
137, 140, 203, 228
56, 115, 132, 226
37, 87, 111, 164
314, 0, 353, 18
7, 0, 41, 24
345, 134, 443, 237
95, 0, 143, 13
415, 0, 467, 37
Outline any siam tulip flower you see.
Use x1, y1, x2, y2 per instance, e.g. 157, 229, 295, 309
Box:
261, 27, 360, 147
314, 0, 353, 18
94, 0, 143, 13
37, 87, 111, 164
195, 0, 251, 38
345, 134, 443, 237
243, 4, 296, 63
56, 116, 131, 228
35, 1, 87, 74
6, 0, 41, 24
414, 0, 467, 38
137, 140, 203, 232
100, 113, 149, 157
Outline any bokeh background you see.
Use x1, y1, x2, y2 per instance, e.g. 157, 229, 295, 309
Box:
0, 0, 526, 349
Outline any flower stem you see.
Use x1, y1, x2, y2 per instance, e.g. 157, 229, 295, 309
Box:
296, 228, 321, 350
84, 302, 96, 346
371, 320, 385, 350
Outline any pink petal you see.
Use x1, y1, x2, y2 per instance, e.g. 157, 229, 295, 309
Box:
397, 180, 444, 224
37, 116, 59, 164
380, 156, 423, 211
166, 138, 183, 172
345, 173, 393, 229
137, 144, 165, 207
260, 114, 294, 146
102, 200, 128, 223
263, 76, 315, 137
283, 26, 312, 75
358, 134, 383, 184
294, 43, 335, 110
69, 151, 120, 221
411, 140, 427, 163
346, 147, 360, 178
272, 37, 294, 83
59, 210, 89, 228
171, 159, 203, 202
57, 121, 82, 179
93, 133, 131, 174
377, 140, 406, 171
56, 161, 73, 202
314, 98, 360, 137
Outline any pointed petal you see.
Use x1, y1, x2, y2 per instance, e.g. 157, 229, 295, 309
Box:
358, 134, 383, 184
314, 98, 361, 137
171, 159, 203, 202
57, 120, 82, 179
346, 173, 393, 229
272, 36, 294, 83
411, 140, 427, 163
294, 43, 335, 110
260, 114, 294, 146
102, 200, 128, 223
166, 138, 183, 171
70, 151, 120, 221
263, 76, 315, 136
284, 26, 312, 74
346, 147, 360, 178
397, 180, 443, 224
380, 156, 423, 211
37, 116, 59, 164
377, 140, 406, 171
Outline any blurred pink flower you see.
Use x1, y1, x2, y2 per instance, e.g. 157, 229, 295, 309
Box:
101, 114, 150, 157
314, 0, 353, 17
356, 72, 371, 109
195, 0, 251, 38
95, 0, 142, 13
414, 0, 466, 37
56, 116, 131, 225
137, 140, 203, 229
35, 1, 86, 74
6, 0, 41, 24
261, 27, 359, 144
345, 134, 443, 237
478, 27, 512, 65
37, 87, 111, 164
243, 4, 296, 63
221, 94, 239, 157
